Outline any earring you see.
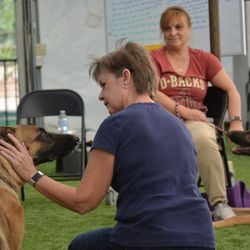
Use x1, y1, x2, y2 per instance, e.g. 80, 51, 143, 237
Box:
121, 82, 129, 88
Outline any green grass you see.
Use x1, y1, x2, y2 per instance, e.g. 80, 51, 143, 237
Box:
21, 180, 116, 250
21, 141, 250, 250
213, 141, 250, 250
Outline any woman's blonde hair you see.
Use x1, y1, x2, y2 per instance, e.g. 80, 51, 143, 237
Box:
160, 6, 192, 32
89, 41, 157, 99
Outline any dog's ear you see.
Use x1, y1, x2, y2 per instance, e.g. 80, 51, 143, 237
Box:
0, 127, 16, 145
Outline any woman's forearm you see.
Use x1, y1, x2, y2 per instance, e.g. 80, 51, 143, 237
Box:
227, 88, 242, 119
156, 90, 176, 113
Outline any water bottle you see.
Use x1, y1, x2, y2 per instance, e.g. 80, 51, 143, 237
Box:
58, 110, 68, 134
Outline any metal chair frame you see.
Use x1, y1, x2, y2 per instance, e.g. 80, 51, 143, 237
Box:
198, 86, 232, 188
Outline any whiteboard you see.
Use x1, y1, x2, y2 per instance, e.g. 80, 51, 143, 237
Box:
219, 0, 246, 56
104, 0, 246, 56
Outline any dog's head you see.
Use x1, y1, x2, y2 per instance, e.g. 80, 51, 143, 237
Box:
0, 125, 79, 165
0, 125, 79, 190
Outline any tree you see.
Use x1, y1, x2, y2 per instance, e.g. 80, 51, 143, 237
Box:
0, 0, 16, 59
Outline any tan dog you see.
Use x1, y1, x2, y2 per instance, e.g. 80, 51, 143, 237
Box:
0, 125, 79, 250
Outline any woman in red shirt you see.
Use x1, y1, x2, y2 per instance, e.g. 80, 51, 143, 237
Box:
151, 6, 244, 221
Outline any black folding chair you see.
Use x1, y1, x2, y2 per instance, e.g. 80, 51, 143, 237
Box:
16, 89, 87, 200
197, 86, 232, 188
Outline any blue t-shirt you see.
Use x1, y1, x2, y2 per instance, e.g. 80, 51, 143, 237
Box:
92, 103, 214, 248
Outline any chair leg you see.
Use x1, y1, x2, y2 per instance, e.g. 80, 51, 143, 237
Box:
21, 185, 25, 201
197, 175, 203, 187
220, 137, 232, 187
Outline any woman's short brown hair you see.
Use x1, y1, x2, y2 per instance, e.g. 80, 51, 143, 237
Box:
89, 42, 157, 99
160, 6, 192, 31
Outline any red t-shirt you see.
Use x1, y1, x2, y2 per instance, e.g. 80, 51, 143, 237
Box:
150, 46, 222, 110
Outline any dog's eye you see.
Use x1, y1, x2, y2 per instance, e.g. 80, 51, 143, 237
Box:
40, 130, 46, 136
39, 128, 47, 136
37, 129, 53, 143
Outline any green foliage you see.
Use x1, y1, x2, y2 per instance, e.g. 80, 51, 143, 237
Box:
21, 143, 250, 250
0, 46, 16, 59
0, 0, 16, 59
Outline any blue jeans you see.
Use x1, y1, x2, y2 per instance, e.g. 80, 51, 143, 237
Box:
68, 228, 114, 250
68, 227, 214, 250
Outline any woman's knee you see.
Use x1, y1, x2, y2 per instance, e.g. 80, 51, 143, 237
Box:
68, 228, 113, 250
68, 234, 84, 250
187, 123, 218, 151
195, 133, 218, 151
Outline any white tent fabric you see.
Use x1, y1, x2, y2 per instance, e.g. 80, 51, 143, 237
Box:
39, 0, 107, 131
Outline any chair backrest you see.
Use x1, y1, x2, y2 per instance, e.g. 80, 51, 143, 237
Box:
17, 89, 84, 119
16, 89, 86, 173
204, 86, 228, 127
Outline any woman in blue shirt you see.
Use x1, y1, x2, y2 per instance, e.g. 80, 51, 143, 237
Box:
0, 42, 215, 250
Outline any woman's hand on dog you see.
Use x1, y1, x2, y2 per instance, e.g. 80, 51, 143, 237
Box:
0, 134, 37, 182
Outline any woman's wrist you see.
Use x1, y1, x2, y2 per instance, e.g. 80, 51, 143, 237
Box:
28, 171, 45, 187
175, 102, 186, 120
229, 115, 242, 123
175, 102, 182, 119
